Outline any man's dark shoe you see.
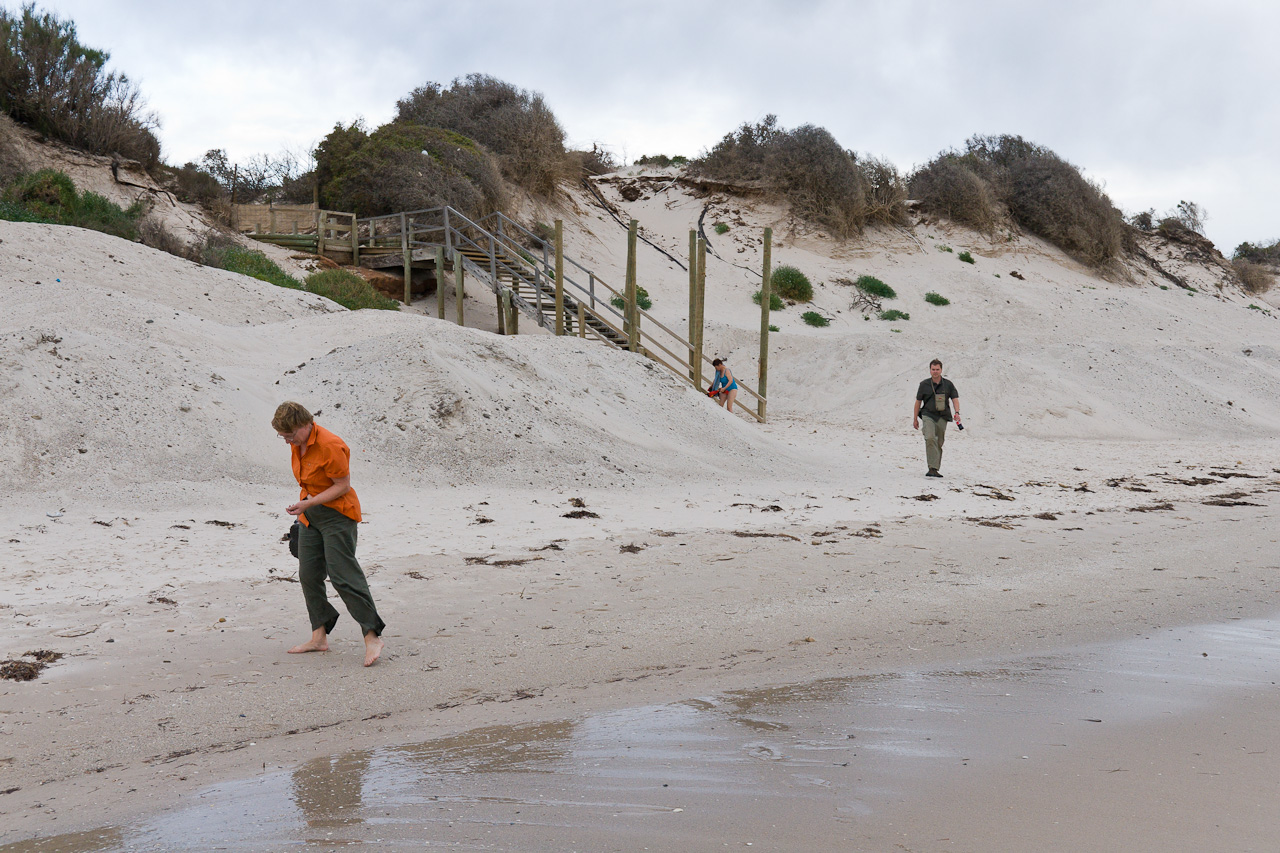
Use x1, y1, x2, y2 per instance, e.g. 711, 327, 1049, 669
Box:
926, 469, 942, 478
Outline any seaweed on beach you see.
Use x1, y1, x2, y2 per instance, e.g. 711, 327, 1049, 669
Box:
1, 650, 63, 681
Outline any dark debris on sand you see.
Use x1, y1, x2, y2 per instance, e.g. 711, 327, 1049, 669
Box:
1, 650, 64, 681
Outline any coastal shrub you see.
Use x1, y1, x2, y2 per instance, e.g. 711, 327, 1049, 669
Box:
714, 222, 729, 234
635, 153, 688, 168
938, 244, 953, 252
854, 275, 896, 299
0, 168, 142, 239
856, 154, 909, 226
801, 311, 829, 327
205, 244, 301, 289
0, 5, 160, 166
770, 264, 813, 301
304, 269, 399, 311
911, 135, 1128, 265
769, 324, 779, 332
957, 250, 975, 264
1234, 238, 1280, 266
566, 143, 617, 177
878, 309, 910, 321
924, 291, 950, 305
1233, 259, 1275, 295
395, 74, 565, 196
610, 285, 652, 311
319, 122, 503, 217
753, 289, 784, 310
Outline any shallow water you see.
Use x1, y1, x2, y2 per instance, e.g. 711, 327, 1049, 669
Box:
7, 617, 1280, 852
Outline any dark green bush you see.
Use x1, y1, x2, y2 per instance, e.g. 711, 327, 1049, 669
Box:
801, 311, 829, 327
714, 222, 729, 234
0, 4, 159, 166
205, 245, 301, 289
319, 122, 503, 217
753, 289, 784, 310
768, 323, 779, 332
636, 154, 688, 168
878, 309, 910, 321
770, 264, 813, 301
304, 269, 400, 311
610, 285, 652, 311
1234, 239, 1280, 266
395, 74, 565, 196
854, 275, 896, 299
911, 135, 1128, 265
924, 292, 950, 305
957, 250, 974, 264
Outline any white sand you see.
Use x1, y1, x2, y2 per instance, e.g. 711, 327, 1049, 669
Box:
2, 174, 1279, 843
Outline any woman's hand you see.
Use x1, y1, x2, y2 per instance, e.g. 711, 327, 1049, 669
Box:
286, 500, 309, 516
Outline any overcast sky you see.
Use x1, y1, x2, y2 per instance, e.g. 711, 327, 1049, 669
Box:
36, 0, 1280, 253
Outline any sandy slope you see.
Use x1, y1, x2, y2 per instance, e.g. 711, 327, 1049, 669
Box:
2, 180, 1280, 845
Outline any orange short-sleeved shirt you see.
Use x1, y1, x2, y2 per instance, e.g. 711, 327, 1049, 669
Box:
292, 422, 361, 526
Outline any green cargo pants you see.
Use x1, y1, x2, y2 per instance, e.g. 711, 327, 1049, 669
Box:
297, 504, 385, 637
922, 415, 948, 472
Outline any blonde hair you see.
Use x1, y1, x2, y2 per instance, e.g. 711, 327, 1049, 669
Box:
272, 401, 313, 433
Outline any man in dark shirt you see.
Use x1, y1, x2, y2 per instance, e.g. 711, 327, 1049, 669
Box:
912, 358, 961, 477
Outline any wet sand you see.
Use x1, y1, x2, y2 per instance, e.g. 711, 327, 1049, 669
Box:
5, 614, 1278, 852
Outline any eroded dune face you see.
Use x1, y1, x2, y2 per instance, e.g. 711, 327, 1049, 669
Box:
0, 221, 792, 507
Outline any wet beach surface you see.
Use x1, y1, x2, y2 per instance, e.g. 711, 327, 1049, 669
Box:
6, 615, 1278, 853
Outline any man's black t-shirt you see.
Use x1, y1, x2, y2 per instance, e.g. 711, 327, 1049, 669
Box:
916, 377, 959, 421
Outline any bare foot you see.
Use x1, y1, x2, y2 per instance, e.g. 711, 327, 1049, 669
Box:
288, 628, 329, 654
363, 632, 384, 667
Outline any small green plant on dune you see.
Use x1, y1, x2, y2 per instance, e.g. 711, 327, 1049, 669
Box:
924, 291, 950, 306
957, 250, 975, 264
0, 170, 143, 240
855, 275, 896, 299
937, 244, 953, 253
610, 285, 652, 311
769, 324, 780, 332
204, 244, 302, 290
714, 222, 729, 234
801, 311, 830, 327
879, 309, 910, 321
304, 269, 400, 311
770, 265, 814, 302
753, 290, 785, 310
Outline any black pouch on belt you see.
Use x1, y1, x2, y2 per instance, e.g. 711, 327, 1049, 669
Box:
288, 521, 300, 558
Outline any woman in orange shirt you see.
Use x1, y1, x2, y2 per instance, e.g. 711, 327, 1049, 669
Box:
273, 401, 385, 666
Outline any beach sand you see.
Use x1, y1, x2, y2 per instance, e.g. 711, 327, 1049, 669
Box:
2, 176, 1279, 849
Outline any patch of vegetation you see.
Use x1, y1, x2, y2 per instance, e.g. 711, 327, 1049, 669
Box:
0, 5, 159, 166
317, 121, 503, 217
878, 309, 910, 321
924, 292, 950, 306
610, 285, 652, 311
1159, 285, 1168, 290
854, 275, 896, 299
303, 269, 399, 311
801, 311, 829, 327
1233, 259, 1275, 295
957, 250, 975, 264
566, 144, 617, 178
692, 114, 906, 238
714, 222, 729, 235
753, 290, 784, 310
0, 169, 142, 239
937, 244, 953, 252
635, 154, 688, 168
395, 73, 565, 196
1234, 238, 1280, 266
910, 134, 1128, 265
768, 324, 779, 332
770, 264, 813, 302
202, 243, 301, 290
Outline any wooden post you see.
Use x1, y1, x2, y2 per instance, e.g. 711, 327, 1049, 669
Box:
577, 303, 586, 339
316, 211, 326, 257
505, 288, 518, 335
351, 214, 359, 266
453, 249, 464, 327
758, 227, 772, 423
554, 219, 565, 336
496, 290, 506, 335
688, 229, 697, 381
400, 213, 411, 304
694, 237, 706, 389
269, 206, 277, 235
625, 219, 639, 352
434, 246, 446, 320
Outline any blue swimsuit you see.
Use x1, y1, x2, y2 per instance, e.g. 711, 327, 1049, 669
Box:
711, 370, 738, 392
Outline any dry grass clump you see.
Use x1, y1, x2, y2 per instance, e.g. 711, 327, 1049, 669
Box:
395, 74, 565, 197
1232, 259, 1275, 294
910, 135, 1129, 266
692, 115, 907, 238
316, 122, 503, 218
0, 5, 159, 166
565, 143, 618, 178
